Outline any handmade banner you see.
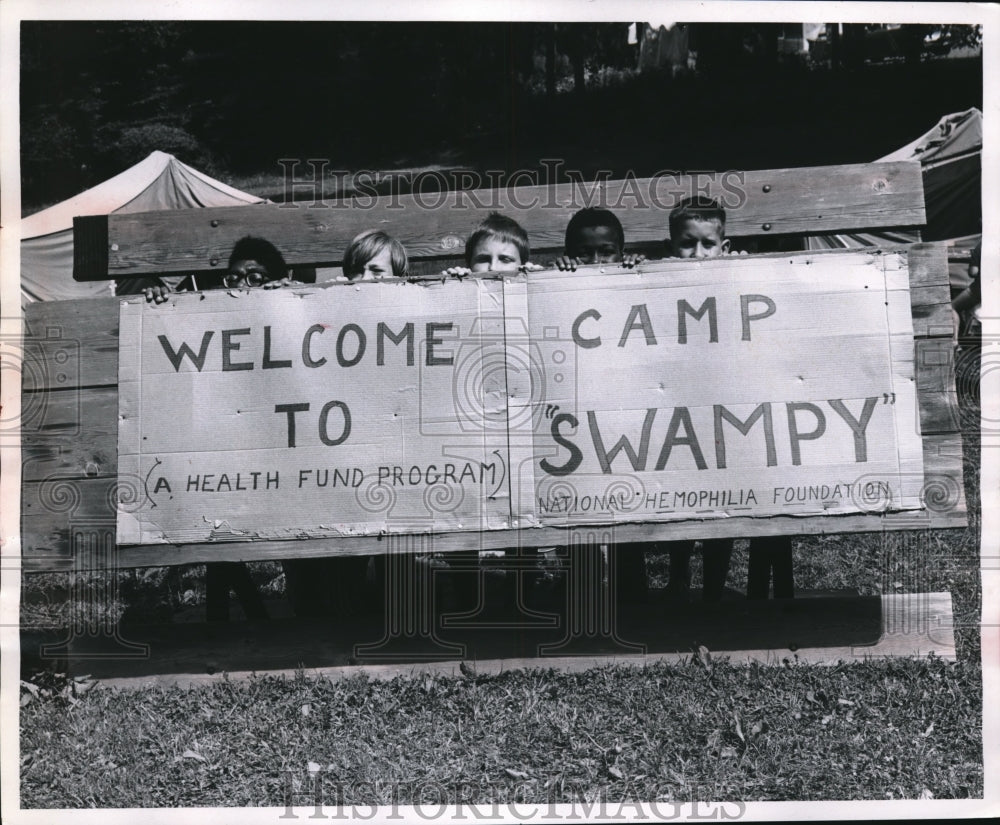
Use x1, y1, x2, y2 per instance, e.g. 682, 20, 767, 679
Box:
117, 252, 924, 545
512, 253, 924, 526
117, 279, 512, 543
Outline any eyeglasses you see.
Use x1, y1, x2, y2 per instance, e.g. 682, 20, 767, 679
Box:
223, 269, 271, 288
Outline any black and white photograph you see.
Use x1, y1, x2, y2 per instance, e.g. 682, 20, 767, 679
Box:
1, 0, 996, 821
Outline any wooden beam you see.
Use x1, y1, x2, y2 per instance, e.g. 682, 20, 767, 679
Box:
73, 215, 109, 283
22, 296, 119, 390
76, 162, 926, 279
21, 386, 118, 481
907, 243, 954, 338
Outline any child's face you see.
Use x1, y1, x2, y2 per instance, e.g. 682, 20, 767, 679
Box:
224, 258, 272, 288
360, 248, 393, 280
570, 226, 622, 265
671, 219, 730, 259
469, 237, 523, 272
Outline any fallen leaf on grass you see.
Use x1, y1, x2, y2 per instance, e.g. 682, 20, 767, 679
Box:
919, 788, 934, 799
182, 749, 207, 762
733, 712, 745, 743
504, 768, 530, 780
20, 694, 33, 708
72, 680, 96, 699
837, 698, 854, 706
307, 761, 322, 775
608, 766, 624, 780
922, 723, 935, 737
301, 704, 311, 717
720, 747, 738, 758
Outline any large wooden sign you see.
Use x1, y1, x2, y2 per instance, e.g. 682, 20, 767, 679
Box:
117, 252, 925, 545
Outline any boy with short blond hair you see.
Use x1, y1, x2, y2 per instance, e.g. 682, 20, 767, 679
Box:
667, 195, 731, 259
663, 195, 789, 601
443, 212, 540, 278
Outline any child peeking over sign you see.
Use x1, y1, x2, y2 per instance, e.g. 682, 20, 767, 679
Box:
661, 196, 791, 601
143, 235, 298, 303
666, 195, 731, 259
141, 235, 376, 618
342, 229, 409, 281
546, 208, 649, 606
441, 212, 543, 277
436, 212, 542, 609
550, 207, 646, 271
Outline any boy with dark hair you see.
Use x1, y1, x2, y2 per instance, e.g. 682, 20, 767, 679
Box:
142, 235, 295, 303
225, 235, 290, 285
142, 236, 373, 618
549, 208, 649, 601
553, 207, 645, 271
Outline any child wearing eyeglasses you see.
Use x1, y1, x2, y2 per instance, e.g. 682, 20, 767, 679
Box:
140, 235, 376, 617
143, 235, 295, 302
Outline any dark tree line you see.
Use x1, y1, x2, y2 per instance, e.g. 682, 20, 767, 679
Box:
21, 21, 982, 210
21, 21, 636, 205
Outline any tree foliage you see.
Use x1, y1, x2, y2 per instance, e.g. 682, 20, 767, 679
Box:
19, 21, 983, 210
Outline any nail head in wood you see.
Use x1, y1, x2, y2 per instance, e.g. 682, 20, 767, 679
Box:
763, 184, 772, 193
762, 223, 772, 231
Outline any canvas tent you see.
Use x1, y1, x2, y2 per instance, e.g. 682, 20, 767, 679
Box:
807, 108, 982, 260
20, 151, 266, 304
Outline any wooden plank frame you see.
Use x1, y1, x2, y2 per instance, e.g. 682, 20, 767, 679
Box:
73, 161, 926, 281
21, 243, 966, 572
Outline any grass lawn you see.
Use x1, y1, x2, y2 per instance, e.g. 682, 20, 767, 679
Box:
18, 397, 985, 807
19, 658, 981, 807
